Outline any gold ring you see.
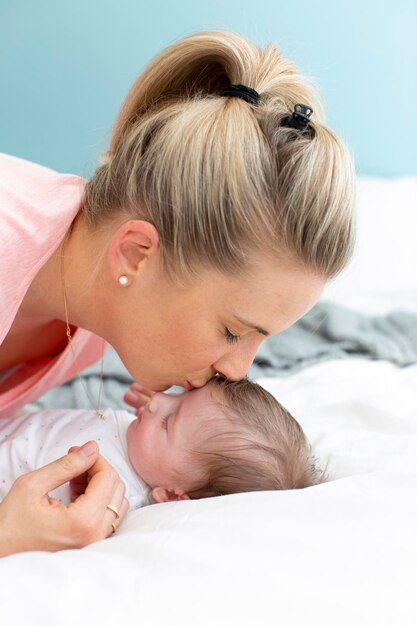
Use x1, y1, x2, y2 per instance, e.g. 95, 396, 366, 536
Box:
111, 522, 117, 534
106, 504, 120, 519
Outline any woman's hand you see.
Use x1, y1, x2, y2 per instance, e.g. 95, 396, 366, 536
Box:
124, 382, 155, 414
0, 441, 129, 557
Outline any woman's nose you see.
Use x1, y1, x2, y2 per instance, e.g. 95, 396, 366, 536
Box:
213, 339, 263, 382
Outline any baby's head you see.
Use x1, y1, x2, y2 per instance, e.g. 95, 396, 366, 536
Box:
126, 377, 324, 503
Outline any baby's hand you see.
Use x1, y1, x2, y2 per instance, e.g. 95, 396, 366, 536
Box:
124, 382, 155, 413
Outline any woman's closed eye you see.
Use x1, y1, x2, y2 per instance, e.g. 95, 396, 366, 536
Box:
223, 327, 241, 345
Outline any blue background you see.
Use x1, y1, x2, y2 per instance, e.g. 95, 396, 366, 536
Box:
0, 0, 416, 177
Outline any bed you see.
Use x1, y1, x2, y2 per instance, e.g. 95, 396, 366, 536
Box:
1, 176, 416, 626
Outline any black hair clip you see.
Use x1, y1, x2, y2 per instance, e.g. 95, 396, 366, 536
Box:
220, 84, 260, 106
281, 103, 313, 131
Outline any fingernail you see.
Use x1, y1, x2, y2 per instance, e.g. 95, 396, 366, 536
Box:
126, 392, 140, 401
79, 441, 97, 457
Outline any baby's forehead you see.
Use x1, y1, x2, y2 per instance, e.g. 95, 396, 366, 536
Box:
183, 386, 240, 439
186, 384, 230, 419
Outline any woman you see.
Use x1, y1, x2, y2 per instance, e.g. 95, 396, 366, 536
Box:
0, 30, 355, 556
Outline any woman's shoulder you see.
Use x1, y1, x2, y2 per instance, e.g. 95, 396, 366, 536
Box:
0, 153, 86, 226
0, 151, 59, 175
0, 152, 85, 202
0, 153, 87, 343
0, 152, 86, 252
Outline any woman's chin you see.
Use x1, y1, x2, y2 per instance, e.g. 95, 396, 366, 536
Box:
134, 379, 170, 392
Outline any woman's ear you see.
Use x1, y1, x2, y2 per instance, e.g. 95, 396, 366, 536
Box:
108, 219, 160, 280
151, 487, 190, 503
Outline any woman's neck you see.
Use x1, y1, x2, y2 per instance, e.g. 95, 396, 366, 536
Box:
18, 214, 104, 332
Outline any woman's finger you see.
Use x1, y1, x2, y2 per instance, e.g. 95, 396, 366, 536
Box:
68, 446, 91, 501
21, 441, 99, 495
69, 462, 129, 540
103, 496, 130, 537
105, 481, 126, 514
102, 482, 127, 532
69, 454, 122, 517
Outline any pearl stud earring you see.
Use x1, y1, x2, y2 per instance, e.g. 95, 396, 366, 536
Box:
118, 275, 129, 286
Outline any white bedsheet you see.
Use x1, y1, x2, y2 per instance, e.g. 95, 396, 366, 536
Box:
1, 357, 416, 626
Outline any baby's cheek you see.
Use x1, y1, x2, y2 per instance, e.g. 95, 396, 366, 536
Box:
126, 424, 141, 472
128, 433, 157, 482
128, 444, 142, 474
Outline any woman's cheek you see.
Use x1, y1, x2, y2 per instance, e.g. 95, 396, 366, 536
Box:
187, 336, 223, 367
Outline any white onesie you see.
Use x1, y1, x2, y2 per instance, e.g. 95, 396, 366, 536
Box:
0, 408, 150, 509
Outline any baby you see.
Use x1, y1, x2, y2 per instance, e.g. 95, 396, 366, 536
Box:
0, 377, 324, 508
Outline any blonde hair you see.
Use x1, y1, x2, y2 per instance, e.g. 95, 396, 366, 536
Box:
82, 30, 355, 279
182, 377, 324, 499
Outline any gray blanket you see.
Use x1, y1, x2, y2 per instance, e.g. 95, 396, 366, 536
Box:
27, 303, 417, 411
250, 302, 417, 378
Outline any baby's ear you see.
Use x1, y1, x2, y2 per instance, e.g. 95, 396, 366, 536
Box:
151, 487, 190, 503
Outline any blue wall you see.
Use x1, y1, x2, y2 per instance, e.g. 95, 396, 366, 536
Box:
0, 0, 416, 177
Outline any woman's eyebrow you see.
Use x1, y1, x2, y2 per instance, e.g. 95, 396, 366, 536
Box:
232, 314, 270, 336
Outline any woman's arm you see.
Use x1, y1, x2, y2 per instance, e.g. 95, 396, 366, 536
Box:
0, 441, 129, 557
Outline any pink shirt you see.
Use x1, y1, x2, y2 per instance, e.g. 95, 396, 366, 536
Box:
0, 153, 109, 419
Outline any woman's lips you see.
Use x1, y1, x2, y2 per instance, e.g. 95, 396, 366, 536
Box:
173, 381, 195, 390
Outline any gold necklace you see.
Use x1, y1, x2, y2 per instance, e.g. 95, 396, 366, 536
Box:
60, 235, 107, 420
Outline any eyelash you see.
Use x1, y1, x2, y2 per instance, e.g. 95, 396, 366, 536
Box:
223, 328, 241, 345
162, 414, 172, 430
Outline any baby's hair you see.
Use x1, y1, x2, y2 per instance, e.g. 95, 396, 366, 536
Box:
182, 377, 325, 499
81, 30, 355, 282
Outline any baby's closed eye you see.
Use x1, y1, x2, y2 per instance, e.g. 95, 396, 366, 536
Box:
162, 413, 173, 430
